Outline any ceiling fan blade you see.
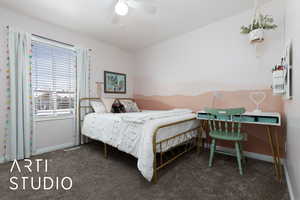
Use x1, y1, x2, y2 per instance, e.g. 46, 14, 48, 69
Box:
126, 0, 139, 9
127, 0, 157, 15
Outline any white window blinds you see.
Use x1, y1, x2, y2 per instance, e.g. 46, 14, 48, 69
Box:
32, 40, 76, 117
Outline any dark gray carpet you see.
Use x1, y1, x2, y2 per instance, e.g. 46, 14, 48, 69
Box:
0, 142, 289, 200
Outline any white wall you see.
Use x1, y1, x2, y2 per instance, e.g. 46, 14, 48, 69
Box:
133, 0, 285, 163
0, 6, 135, 158
34, 118, 75, 155
284, 0, 300, 198
134, 0, 285, 96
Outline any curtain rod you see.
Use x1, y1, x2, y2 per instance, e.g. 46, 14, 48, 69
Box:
32, 34, 75, 48
6, 25, 92, 51
32, 34, 92, 51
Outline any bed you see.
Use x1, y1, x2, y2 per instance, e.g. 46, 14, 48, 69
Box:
79, 98, 203, 183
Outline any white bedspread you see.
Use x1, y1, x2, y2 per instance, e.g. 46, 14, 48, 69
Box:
82, 109, 199, 181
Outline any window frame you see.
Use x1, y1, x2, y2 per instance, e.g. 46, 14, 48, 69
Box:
31, 36, 77, 120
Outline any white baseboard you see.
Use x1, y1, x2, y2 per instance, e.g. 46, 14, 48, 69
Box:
34, 142, 75, 155
206, 144, 284, 163
283, 161, 295, 200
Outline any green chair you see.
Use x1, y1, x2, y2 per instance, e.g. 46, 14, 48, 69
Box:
205, 107, 247, 175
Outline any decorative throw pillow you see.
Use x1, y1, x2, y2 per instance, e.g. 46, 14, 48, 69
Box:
101, 98, 115, 112
111, 100, 126, 113
119, 99, 140, 113
90, 101, 107, 113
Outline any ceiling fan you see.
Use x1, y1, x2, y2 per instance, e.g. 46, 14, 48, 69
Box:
110, 0, 158, 24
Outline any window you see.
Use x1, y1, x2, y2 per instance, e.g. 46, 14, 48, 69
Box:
32, 40, 76, 117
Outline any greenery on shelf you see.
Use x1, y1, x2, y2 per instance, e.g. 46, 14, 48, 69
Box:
240, 14, 277, 34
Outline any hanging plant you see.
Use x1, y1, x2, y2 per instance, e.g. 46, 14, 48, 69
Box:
241, 14, 277, 43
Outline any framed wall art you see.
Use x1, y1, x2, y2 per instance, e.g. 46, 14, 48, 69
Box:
104, 71, 126, 94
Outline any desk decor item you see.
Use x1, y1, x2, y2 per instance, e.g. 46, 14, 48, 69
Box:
249, 91, 266, 113
104, 71, 126, 94
240, 0, 277, 43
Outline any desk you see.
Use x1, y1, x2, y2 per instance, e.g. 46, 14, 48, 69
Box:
197, 111, 282, 182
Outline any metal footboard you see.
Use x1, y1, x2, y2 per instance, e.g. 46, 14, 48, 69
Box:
152, 118, 202, 183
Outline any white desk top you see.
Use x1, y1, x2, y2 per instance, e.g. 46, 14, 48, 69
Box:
196, 111, 281, 126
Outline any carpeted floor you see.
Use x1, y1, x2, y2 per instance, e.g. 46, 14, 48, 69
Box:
0, 142, 289, 200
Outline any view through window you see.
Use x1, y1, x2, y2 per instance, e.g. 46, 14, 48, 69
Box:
31, 40, 76, 117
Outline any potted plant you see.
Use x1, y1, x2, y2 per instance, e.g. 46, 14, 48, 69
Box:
241, 14, 277, 43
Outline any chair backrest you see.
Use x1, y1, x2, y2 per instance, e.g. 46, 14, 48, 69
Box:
204, 107, 246, 135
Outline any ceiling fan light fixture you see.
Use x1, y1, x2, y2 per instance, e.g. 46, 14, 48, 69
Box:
115, 1, 129, 16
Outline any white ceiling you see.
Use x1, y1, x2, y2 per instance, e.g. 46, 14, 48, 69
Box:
0, 0, 270, 51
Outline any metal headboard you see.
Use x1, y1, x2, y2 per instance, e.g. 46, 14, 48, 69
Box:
78, 97, 136, 144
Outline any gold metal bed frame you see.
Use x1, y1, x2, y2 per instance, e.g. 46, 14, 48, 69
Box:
79, 98, 203, 183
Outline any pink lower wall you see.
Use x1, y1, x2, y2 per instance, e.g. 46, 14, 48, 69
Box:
134, 89, 285, 157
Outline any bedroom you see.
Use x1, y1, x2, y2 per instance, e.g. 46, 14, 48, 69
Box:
0, 0, 299, 199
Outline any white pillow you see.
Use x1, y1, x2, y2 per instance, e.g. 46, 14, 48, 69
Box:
119, 99, 140, 113
101, 98, 115, 112
90, 101, 107, 113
